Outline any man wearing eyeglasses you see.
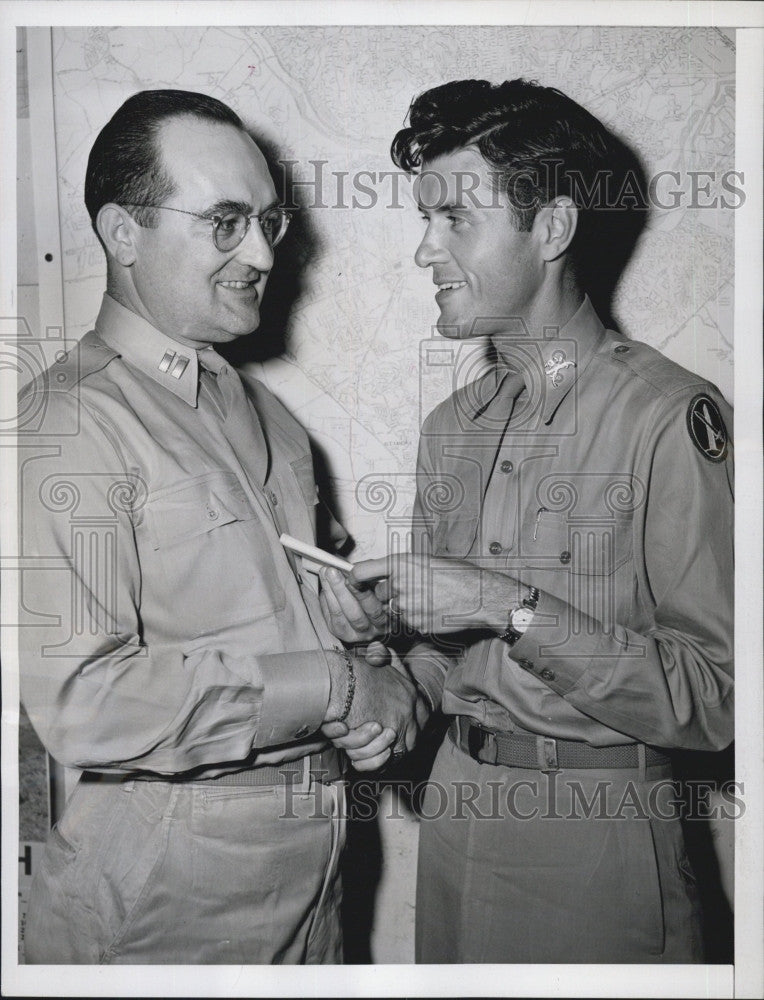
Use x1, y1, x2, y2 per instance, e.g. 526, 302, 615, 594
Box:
19, 89, 419, 964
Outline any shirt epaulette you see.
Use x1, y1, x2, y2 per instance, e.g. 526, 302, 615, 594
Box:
25, 329, 118, 399
603, 335, 714, 400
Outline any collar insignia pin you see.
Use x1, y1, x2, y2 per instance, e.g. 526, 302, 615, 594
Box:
158, 349, 190, 379
544, 350, 576, 387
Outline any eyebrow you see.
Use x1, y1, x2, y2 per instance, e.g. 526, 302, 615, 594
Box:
203, 198, 280, 217
417, 200, 471, 213
202, 199, 252, 217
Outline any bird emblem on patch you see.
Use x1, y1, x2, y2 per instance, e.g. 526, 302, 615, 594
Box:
687, 394, 728, 462
544, 350, 576, 387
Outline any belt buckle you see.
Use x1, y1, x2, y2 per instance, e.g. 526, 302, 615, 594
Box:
469, 724, 499, 765
539, 736, 559, 774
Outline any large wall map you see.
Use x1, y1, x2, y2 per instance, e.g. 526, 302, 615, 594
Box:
48, 25, 735, 555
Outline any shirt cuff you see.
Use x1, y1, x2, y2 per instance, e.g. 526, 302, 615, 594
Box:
255, 649, 332, 745
509, 589, 605, 694
406, 642, 448, 711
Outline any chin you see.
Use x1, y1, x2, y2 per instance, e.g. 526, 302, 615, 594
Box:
222, 315, 262, 341
435, 316, 478, 340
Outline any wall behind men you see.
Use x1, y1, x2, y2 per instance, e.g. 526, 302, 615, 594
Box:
42, 25, 735, 550
20, 24, 736, 962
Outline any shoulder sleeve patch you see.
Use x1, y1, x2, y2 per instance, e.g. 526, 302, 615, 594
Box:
686, 393, 728, 462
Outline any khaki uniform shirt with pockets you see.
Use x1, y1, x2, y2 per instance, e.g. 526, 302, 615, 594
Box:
19, 295, 337, 775
410, 297, 734, 751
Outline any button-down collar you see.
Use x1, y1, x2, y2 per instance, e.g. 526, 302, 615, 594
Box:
95, 294, 201, 407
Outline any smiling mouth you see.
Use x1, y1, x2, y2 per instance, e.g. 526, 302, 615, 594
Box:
435, 281, 467, 301
218, 279, 258, 292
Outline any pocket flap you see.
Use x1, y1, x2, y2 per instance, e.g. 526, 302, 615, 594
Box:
146, 474, 253, 549
521, 510, 633, 574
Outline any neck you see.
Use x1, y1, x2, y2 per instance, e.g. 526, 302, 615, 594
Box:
105, 270, 212, 350
491, 282, 585, 367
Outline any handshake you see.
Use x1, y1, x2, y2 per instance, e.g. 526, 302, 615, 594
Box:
321, 640, 429, 772
300, 541, 500, 771
315, 552, 446, 772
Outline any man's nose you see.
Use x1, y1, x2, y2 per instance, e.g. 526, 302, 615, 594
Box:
235, 219, 275, 270
414, 224, 448, 269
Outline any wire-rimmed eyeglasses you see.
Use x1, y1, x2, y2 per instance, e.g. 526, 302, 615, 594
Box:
121, 203, 293, 251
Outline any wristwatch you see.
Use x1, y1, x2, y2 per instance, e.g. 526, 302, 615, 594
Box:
499, 587, 539, 646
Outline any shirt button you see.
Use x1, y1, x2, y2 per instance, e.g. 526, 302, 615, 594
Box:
489, 541, 503, 555
206, 507, 219, 520
517, 659, 534, 671
559, 550, 571, 564
294, 725, 310, 739
541, 669, 556, 682
269, 490, 279, 506
614, 344, 630, 354
500, 460, 514, 474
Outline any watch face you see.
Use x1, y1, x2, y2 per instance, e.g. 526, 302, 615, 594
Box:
512, 607, 535, 631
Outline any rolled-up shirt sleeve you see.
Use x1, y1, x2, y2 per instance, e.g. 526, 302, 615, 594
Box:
19, 388, 331, 775
511, 389, 734, 751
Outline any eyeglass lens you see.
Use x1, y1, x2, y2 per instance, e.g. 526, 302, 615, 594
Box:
213, 210, 289, 251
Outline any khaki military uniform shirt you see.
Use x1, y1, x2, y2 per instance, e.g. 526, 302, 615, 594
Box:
411, 297, 733, 750
19, 295, 338, 775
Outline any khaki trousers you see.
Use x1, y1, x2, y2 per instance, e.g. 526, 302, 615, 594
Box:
416, 732, 703, 963
25, 773, 346, 964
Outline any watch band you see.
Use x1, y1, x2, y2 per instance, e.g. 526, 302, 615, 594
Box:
499, 586, 539, 646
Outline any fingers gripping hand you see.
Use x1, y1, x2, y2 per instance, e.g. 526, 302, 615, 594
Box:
364, 639, 391, 667
345, 656, 419, 755
322, 647, 421, 771
333, 721, 398, 771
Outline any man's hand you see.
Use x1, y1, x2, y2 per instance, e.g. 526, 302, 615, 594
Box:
319, 567, 389, 643
322, 642, 421, 770
351, 554, 516, 635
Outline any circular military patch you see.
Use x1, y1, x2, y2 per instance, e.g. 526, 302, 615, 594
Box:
686, 393, 728, 462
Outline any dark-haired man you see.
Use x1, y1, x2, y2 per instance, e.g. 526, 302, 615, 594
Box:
323, 79, 734, 963
19, 89, 420, 964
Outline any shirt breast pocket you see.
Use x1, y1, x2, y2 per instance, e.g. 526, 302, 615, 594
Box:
143, 472, 285, 637
520, 510, 634, 626
431, 514, 480, 557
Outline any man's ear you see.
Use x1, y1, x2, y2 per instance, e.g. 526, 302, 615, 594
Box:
535, 197, 578, 263
96, 204, 140, 266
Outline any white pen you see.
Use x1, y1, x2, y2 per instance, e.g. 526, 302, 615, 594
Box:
279, 533, 354, 574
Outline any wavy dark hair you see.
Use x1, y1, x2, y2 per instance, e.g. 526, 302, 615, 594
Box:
392, 79, 648, 302
85, 89, 244, 239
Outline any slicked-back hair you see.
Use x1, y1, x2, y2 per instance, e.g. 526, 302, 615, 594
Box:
85, 89, 244, 239
391, 79, 648, 292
